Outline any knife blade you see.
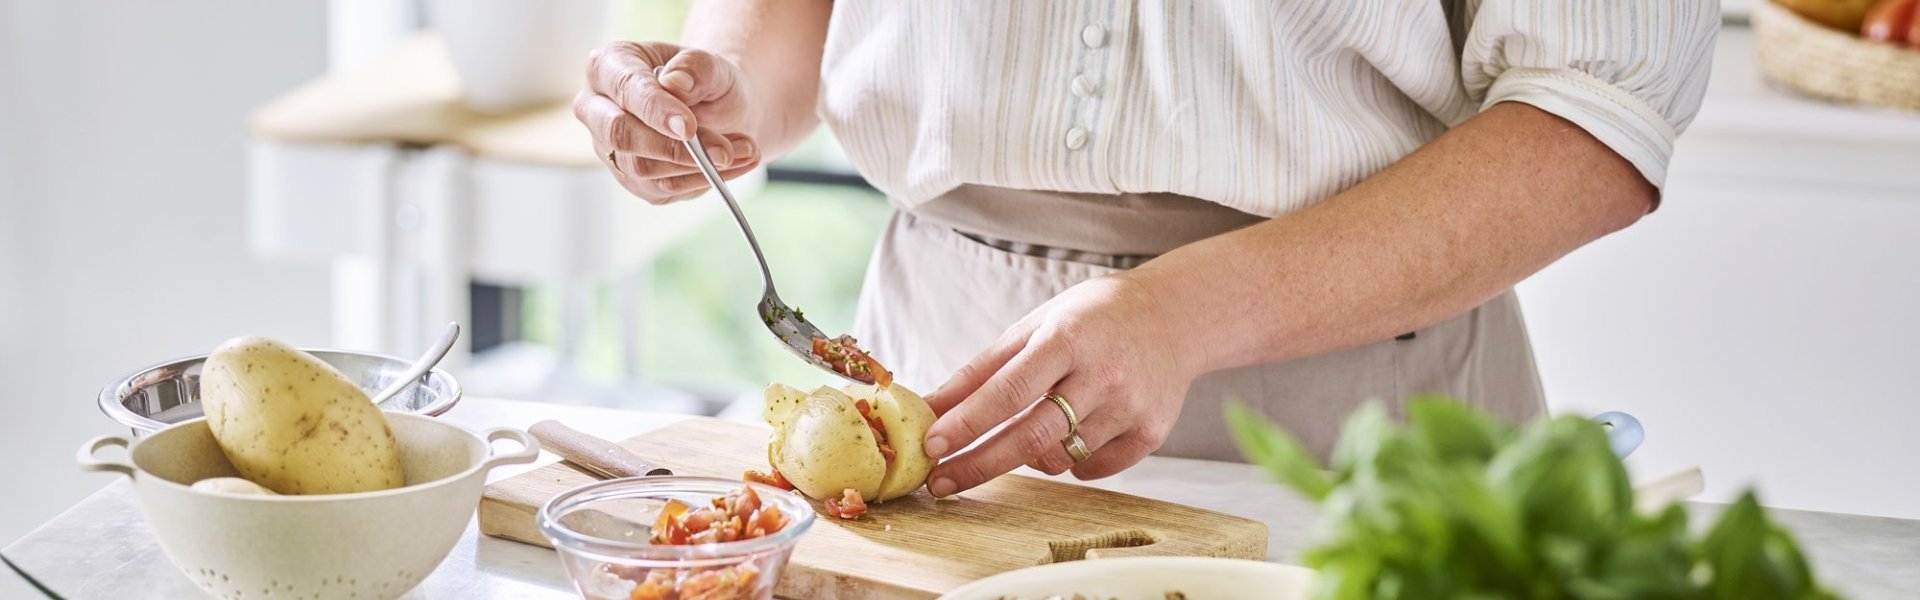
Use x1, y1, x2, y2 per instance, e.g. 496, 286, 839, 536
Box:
528, 420, 672, 479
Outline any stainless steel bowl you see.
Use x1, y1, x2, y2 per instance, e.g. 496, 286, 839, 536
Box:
99, 349, 461, 435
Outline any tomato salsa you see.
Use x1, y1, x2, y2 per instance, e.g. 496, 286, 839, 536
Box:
810, 335, 893, 388
612, 485, 790, 600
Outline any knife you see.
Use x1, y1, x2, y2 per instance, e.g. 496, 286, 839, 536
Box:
528, 420, 673, 479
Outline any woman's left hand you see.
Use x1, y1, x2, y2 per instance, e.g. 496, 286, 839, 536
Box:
920, 273, 1203, 497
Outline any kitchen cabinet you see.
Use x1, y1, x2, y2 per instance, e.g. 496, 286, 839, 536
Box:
246, 34, 753, 400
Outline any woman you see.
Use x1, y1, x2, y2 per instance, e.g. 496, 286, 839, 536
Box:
575, 1, 1718, 497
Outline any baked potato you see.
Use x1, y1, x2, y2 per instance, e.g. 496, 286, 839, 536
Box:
199, 336, 406, 494
762, 381, 936, 502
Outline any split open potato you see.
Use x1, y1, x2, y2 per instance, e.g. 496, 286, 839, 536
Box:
763, 382, 935, 502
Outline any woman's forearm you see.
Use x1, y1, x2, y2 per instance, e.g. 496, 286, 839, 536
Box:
1130, 102, 1656, 376
680, 0, 831, 159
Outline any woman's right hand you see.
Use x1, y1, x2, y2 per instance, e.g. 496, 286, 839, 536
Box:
575, 41, 763, 204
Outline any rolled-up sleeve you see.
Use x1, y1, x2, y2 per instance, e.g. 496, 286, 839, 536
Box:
1459, 1, 1720, 189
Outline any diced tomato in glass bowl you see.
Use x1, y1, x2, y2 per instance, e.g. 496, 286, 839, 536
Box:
539, 477, 817, 600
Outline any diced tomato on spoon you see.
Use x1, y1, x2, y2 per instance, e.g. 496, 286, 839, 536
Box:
810, 335, 893, 388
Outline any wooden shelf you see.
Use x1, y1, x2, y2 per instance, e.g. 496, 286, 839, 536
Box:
250, 33, 598, 169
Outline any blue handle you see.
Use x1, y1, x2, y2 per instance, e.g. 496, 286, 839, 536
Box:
1593, 411, 1644, 458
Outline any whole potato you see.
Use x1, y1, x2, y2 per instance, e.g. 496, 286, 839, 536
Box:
190, 477, 280, 496
199, 336, 405, 494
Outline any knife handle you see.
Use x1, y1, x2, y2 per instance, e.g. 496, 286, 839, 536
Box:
529, 420, 672, 479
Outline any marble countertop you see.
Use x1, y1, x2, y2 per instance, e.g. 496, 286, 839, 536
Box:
6, 398, 1917, 598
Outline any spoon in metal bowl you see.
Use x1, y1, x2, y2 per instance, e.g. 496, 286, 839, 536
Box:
372, 322, 461, 408
681, 138, 863, 384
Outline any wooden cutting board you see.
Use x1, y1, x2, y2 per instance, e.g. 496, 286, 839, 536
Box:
479, 418, 1268, 599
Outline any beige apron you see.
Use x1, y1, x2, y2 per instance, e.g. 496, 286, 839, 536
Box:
852, 185, 1546, 463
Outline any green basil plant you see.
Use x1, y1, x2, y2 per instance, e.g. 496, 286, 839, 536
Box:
1226, 397, 1839, 600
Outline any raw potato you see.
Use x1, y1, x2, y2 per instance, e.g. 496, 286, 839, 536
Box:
190, 477, 280, 496
762, 382, 936, 502
200, 336, 405, 494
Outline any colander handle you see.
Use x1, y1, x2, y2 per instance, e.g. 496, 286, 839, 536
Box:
77, 435, 136, 477
479, 427, 542, 472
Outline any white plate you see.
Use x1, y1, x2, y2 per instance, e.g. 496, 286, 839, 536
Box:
937, 557, 1316, 600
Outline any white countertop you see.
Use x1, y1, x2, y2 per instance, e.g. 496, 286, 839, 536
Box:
6, 398, 1918, 598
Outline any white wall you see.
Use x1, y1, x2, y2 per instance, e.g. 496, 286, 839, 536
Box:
0, 0, 333, 544
0, 0, 20, 360
1522, 29, 1920, 520
1525, 177, 1920, 521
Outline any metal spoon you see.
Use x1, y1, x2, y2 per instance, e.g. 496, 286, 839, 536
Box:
681, 139, 861, 384
372, 322, 461, 408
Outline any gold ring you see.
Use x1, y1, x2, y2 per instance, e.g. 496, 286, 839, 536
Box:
1043, 393, 1078, 435
1043, 393, 1090, 463
1064, 432, 1092, 463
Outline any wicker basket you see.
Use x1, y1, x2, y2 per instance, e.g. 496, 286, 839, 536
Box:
1754, 0, 1920, 111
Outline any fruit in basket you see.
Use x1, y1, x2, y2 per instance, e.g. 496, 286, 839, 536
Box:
200, 336, 406, 494
1863, 0, 1919, 44
1778, 0, 1881, 31
761, 382, 935, 502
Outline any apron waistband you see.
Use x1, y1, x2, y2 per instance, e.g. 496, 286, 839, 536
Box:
908, 184, 1268, 258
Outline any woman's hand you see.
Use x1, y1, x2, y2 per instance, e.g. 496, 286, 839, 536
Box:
575, 41, 763, 204
920, 274, 1203, 497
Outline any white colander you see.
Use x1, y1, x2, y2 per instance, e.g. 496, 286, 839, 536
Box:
78, 412, 538, 600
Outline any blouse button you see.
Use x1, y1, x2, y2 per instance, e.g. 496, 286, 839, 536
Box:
1071, 74, 1098, 98
1065, 127, 1089, 150
1081, 25, 1107, 48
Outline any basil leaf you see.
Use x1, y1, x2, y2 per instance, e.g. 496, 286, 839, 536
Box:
1230, 395, 1841, 599
1702, 492, 1836, 600
1406, 395, 1511, 464
1225, 401, 1333, 501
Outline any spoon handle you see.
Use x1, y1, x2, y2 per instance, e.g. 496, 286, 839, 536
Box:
685, 139, 775, 293
371, 322, 460, 407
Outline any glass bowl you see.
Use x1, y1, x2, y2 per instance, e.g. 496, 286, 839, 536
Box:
538, 476, 817, 600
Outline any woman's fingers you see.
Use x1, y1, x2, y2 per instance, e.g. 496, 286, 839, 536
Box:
655, 49, 734, 100
623, 130, 750, 178
640, 154, 762, 201
925, 329, 1029, 417
927, 396, 1077, 496
1069, 429, 1165, 480
587, 41, 697, 141
1028, 405, 1125, 476
923, 340, 1071, 460
581, 84, 760, 202
656, 49, 751, 130
577, 41, 762, 205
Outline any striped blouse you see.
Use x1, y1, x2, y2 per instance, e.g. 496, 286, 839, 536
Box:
816, 1, 1720, 218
